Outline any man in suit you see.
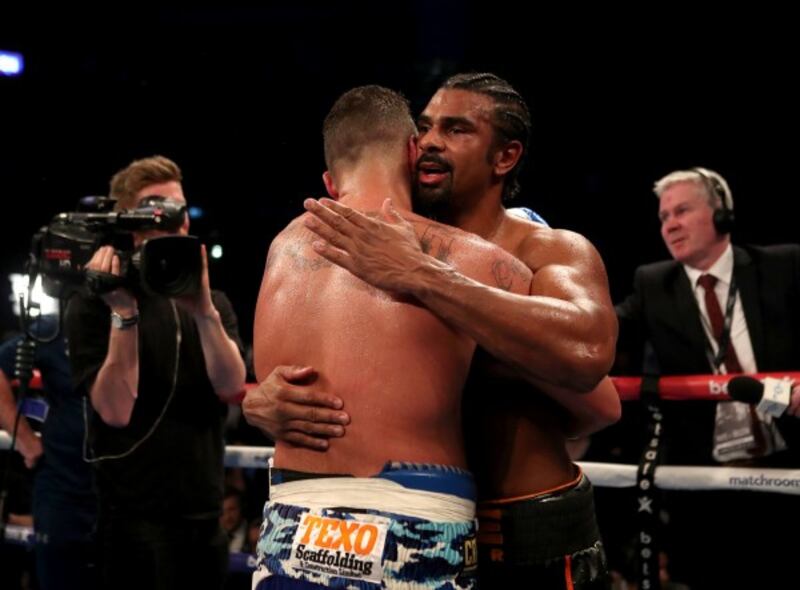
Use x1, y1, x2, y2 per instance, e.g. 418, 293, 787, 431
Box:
615, 167, 800, 463
612, 166, 800, 588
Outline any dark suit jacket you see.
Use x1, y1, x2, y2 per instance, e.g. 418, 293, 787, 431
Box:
613, 243, 800, 465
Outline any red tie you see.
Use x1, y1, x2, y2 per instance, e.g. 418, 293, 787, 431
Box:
697, 274, 742, 373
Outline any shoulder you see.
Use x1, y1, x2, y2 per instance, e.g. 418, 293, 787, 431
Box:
404, 212, 461, 238
405, 213, 533, 291
272, 216, 310, 244
624, 260, 683, 297
410, 213, 517, 262
739, 243, 800, 285
740, 243, 800, 262
513, 219, 602, 274
264, 215, 315, 267
507, 206, 548, 225
405, 212, 485, 256
634, 258, 679, 280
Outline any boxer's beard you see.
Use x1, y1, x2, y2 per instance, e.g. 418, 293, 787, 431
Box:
413, 153, 455, 219
412, 172, 456, 221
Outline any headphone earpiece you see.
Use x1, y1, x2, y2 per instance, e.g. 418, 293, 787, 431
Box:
712, 206, 735, 235
692, 167, 734, 234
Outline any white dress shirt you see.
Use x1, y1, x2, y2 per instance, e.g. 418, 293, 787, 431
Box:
683, 244, 757, 374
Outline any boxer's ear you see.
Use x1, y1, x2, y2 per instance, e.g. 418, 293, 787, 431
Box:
322, 171, 339, 200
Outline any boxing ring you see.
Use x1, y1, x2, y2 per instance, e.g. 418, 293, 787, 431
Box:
2, 372, 798, 584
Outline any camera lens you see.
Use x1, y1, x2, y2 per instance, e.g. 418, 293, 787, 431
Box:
138, 236, 202, 297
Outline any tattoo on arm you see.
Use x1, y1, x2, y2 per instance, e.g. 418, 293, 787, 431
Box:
419, 225, 455, 263
416, 220, 531, 292
491, 257, 530, 291
492, 260, 514, 290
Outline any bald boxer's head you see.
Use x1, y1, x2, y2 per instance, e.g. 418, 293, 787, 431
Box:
323, 85, 416, 181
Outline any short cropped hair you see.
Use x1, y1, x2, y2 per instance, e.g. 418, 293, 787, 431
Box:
323, 85, 416, 171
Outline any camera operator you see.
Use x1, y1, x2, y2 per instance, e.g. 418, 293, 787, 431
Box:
64, 155, 246, 590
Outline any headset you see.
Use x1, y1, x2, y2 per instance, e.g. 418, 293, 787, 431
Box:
692, 167, 734, 234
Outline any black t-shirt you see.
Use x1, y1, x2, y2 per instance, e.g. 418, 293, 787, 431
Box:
65, 289, 243, 519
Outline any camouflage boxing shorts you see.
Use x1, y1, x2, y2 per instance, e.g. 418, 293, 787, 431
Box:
252, 462, 478, 589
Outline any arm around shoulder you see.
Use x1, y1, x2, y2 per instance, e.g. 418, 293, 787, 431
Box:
407, 228, 616, 391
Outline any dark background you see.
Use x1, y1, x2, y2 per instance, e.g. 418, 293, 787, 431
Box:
2, 4, 798, 342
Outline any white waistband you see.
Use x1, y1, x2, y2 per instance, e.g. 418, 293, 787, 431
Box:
269, 477, 475, 522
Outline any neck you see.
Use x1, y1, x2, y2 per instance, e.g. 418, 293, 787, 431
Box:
335, 157, 411, 211
438, 183, 505, 240
690, 238, 730, 272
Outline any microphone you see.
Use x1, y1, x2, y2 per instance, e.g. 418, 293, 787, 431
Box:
728, 375, 793, 418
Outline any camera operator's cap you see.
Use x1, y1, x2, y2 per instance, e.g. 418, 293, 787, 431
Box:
110, 311, 139, 330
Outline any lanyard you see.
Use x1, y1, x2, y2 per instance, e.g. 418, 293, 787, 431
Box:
704, 275, 738, 373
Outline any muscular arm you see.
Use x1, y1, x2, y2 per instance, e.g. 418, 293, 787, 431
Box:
408, 230, 616, 391
304, 198, 617, 392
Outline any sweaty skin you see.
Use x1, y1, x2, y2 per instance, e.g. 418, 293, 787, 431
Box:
303, 198, 620, 495
297, 88, 619, 497
463, 213, 618, 496
254, 190, 531, 477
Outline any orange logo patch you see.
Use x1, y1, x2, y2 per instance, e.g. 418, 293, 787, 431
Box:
298, 514, 380, 555
289, 511, 389, 583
